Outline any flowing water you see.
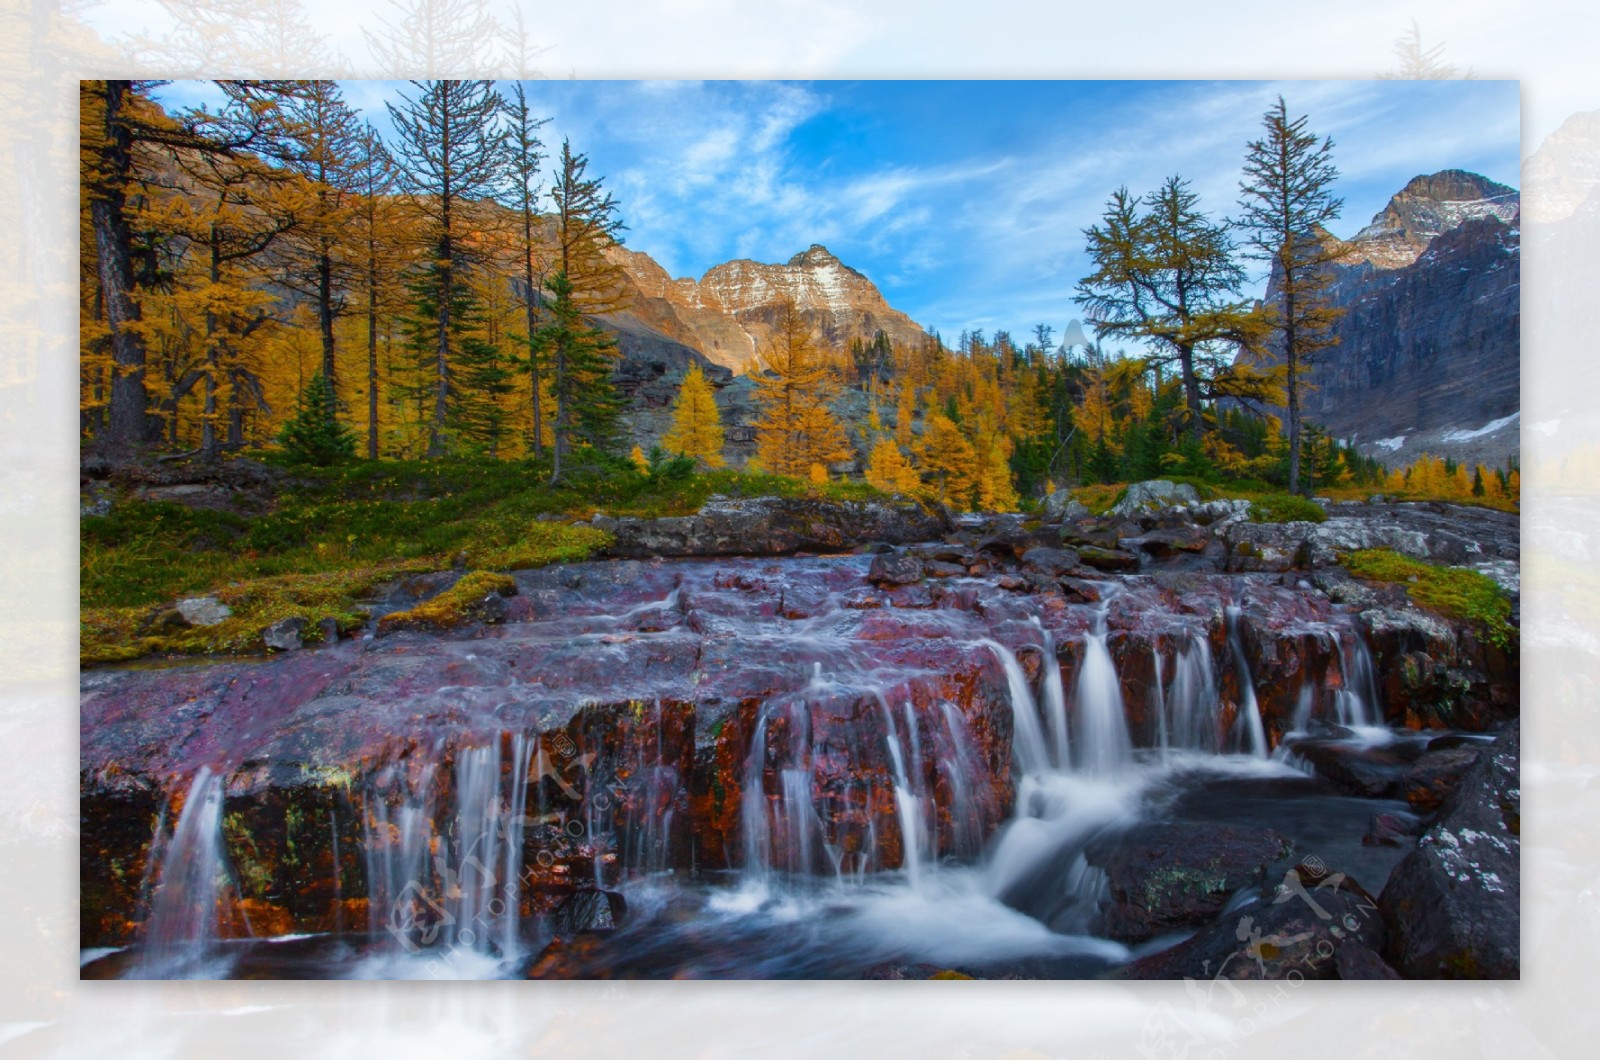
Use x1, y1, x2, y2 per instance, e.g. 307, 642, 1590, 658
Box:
94, 553, 1430, 979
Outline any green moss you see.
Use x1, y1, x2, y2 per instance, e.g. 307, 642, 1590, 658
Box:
222, 813, 274, 900
80, 565, 398, 666
928, 969, 975, 980
1072, 483, 1126, 516
378, 571, 517, 634
1248, 494, 1328, 524
1344, 549, 1517, 651
472, 521, 612, 571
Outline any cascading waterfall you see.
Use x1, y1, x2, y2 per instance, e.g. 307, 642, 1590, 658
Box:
364, 761, 438, 952
618, 705, 680, 877
1032, 619, 1071, 769
1163, 632, 1223, 753
878, 695, 927, 886
1225, 605, 1269, 758
1335, 632, 1382, 730
138, 766, 234, 975
741, 695, 829, 880
1072, 604, 1133, 775
363, 736, 535, 963
934, 700, 992, 860
980, 640, 1052, 777
738, 665, 991, 886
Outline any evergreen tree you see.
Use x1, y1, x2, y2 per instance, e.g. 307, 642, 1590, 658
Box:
662, 363, 725, 467
276, 80, 364, 409
1238, 96, 1345, 496
386, 78, 509, 457
503, 82, 549, 457
547, 139, 628, 483
352, 121, 403, 460
537, 270, 623, 467
279, 372, 355, 465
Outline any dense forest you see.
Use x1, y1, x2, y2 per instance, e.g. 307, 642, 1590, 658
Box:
80, 79, 1517, 510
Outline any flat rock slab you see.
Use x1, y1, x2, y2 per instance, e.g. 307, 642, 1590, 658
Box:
1085, 822, 1295, 941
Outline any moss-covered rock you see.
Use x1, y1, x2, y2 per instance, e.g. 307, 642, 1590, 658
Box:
376, 571, 518, 636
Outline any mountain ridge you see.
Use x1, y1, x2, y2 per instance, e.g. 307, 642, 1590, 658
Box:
1239, 168, 1521, 469
602, 241, 932, 375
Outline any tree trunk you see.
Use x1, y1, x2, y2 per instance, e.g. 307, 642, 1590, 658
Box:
549, 327, 567, 485
367, 260, 379, 460
524, 244, 542, 458
227, 368, 247, 449
318, 243, 337, 402
92, 80, 154, 457
1177, 343, 1204, 442
1284, 283, 1302, 496
200, 235, 222, 462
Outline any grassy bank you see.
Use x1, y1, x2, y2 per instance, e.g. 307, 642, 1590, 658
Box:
80, 456, 885, 665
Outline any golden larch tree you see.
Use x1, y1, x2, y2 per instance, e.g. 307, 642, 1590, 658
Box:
752, 298, 852, 477
866, 436, 924, 498
915, 412, 981, 509
662, 363, 725, 467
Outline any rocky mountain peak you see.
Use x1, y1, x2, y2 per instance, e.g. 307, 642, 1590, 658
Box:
787, 243, 843, 267
1347, 168, 1519, 268
601, 242, 931, 375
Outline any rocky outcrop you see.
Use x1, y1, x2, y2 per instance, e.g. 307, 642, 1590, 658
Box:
1085, 823, 1294, 942
1379, 722, 1519, 977
1122, 861, 1390, 980
592, 496, 951, 558
1107, 480, 1199, 519
1235, 170, 1520, 469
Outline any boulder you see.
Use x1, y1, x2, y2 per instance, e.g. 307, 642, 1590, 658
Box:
1402, 746, 1481, 812
262, 617, 307, 652
1019, 547, 1080, 578
1059, 526, 1121, 551
1075, 545, 1139, 572
1120, 525, 1211, 558
1122, 861, 1385, 980
176, 596, 232, 627
1041, 491, 1090, 523
1085, 822, 1295, 941
1108, 480, 1199, 519
1379, 722, 1519, 978
1224, 521, 1315, 573
867, 552, 924, 586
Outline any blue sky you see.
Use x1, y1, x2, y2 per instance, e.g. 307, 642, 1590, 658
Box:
161, 79, 1521, 344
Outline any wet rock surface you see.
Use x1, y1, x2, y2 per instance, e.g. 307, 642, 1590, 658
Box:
1085, 822, 1294, 942
1122, 862, 1389, 980
1379, 721, 1519, 978
594, 496, 951, 558
79, 492, 1519, 979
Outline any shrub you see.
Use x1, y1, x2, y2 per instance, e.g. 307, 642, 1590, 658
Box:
278, 373, 356, 466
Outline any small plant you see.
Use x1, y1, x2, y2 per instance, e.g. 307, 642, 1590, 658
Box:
278, 373, 357, 467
